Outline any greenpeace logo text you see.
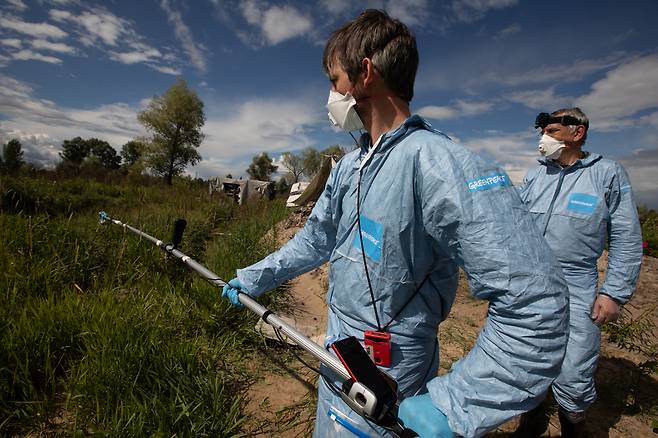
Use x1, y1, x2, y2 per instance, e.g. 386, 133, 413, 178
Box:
567, 193, 598, 215
467, 173, 510, 192
570, 200, 594, 208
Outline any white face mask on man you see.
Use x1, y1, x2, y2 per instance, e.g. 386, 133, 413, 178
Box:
538, 134, 565, 160
326, 90, 364, 132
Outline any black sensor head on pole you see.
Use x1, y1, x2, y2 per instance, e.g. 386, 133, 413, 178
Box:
171, 218, 187, 249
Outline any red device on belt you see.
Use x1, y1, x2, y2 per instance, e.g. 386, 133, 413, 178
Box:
364, 330, 391, 367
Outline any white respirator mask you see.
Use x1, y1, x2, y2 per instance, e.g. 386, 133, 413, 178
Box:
326, 90, 364, 132
538, 134, 565, 160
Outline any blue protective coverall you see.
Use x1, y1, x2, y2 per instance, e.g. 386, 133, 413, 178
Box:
238, 116, 569, 437
519, 153, 643, 414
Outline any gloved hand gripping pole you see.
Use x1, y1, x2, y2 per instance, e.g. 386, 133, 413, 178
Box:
98, 211, 417, 438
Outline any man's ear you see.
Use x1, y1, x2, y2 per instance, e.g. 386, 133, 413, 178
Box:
573, 125, 586, 142
361, 57, 377, 88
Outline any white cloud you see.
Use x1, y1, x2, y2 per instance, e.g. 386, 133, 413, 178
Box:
42, 6, 183, 75
505, 54, 658, 132
77, 9, 124, 46
224, 1, 440, 49
417, 45, 633, 95
0, 15, 67, 39
497, 23, 521, 38
488, 53, 628, 88
201, 98, 320, 176
0, 74, 34, 98
261, 5, 312, 45
11, 49, 62, 64
639, 111, 658, 127
159, 0, 207, 73
417, 99, 494, 120
235, 1, 312, 46
456, 100, 494, 115
619, 148, 658, 192
31, 39, 76, 54
5, 0, 27, 12
319, 0, 351, 16
0, 127, 61, 168
417, 105, 458, 120
1, 38, 22, 48
148, 64, 181, 76
110, 47, 162, 65
49, 9, 73, 22
188, 156, 235, 179
0, 74, 145, 165
67, 103, 144, 138
0, 73, 323, 179
507, 87, 575, 110
459, 130, 538, 184
240, 0, 262, 25
385, 0, 430, 27
576, 54, 658, 130
451, 0, 518, 23
618, 147, 658, 208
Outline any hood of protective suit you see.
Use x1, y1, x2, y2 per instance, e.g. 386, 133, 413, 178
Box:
538, 151, 602, 168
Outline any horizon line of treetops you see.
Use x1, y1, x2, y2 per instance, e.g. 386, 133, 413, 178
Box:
1, 77, 348, 186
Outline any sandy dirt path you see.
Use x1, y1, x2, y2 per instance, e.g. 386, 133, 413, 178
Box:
241, 210, 657, 437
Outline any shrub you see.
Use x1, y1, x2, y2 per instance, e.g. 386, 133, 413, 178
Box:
639, 206, 658, 258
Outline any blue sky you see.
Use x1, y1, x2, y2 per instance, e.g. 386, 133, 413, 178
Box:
1, 0, 658, 207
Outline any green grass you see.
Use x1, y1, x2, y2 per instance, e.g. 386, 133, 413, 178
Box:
0, 174, 290, 436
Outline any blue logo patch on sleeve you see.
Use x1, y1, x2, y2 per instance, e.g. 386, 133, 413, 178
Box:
467, 173, 510, 192
567, 193, 598, 214
353, 215, 383, 262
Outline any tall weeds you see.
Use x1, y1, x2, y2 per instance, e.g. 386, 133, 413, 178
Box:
0, 174, 289, 436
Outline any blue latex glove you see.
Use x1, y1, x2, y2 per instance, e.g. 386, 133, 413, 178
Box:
222, 278, 245, 308
398, 394, 454, 438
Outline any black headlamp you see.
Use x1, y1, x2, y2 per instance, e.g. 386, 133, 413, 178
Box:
534, 112, 588, 129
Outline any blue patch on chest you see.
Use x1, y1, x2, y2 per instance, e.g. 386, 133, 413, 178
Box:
467, 173, 510, 192
353, 215, 383, 262
567, 193, 598, 215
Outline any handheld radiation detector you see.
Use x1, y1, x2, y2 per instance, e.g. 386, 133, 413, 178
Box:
331, 336, 397, 414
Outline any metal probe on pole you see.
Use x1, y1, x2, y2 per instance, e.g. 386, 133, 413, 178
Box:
98, 211, 350, 379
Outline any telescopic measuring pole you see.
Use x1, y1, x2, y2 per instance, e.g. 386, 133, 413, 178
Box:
98, 211, 417, 438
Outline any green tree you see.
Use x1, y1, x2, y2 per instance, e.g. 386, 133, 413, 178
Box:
121, 140, 143, 166
276, 176, 291, 195
87, 138, 120, 170
280, 151, 304, 183
2, 139, 24, 174
60, 137, 90, 165
322, 144, 346, 160
301, 147, 321, 179
246, 152, 277, 181
138, 78, 205, 185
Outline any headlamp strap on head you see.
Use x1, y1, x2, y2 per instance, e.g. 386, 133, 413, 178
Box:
535, 112, 587, 129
